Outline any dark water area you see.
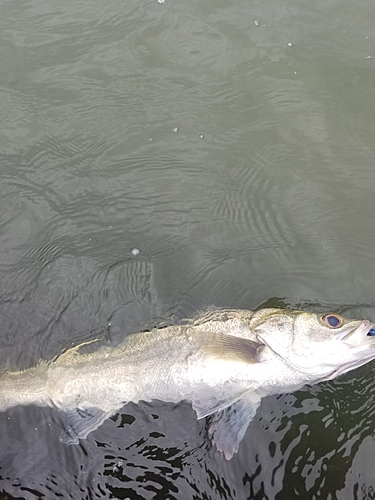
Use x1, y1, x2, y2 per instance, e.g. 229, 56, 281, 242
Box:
1, 0, 375, 498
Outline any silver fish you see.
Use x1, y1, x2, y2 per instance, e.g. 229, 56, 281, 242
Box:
1, 308, 375, 459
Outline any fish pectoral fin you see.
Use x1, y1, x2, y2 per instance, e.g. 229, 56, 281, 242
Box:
192, 330, 264, 365
58, 406, 117, 445
208, 394, 261, 460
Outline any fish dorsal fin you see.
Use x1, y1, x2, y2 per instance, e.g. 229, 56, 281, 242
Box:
208, 393, 261, 460
53, 338, 104, 364
58, 406, 119, 445
191, 330, 264, 365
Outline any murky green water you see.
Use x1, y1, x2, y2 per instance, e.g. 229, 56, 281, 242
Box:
1, 0, 375, 498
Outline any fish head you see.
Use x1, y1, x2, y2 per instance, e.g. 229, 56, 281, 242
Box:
251, 308, 375, 381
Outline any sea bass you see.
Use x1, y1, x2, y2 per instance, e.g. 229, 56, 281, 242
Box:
1, 308, 375, 459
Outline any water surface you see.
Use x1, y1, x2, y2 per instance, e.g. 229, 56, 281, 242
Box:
1, 0, 375, 498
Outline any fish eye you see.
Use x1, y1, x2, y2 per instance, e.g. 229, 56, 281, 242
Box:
320, 313, 343, 329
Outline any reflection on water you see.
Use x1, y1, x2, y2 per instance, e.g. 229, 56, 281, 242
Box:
2, 0, 375, 497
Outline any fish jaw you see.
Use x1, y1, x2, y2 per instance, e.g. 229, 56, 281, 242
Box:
339, 320, 375, 346
321, 320, 375, 380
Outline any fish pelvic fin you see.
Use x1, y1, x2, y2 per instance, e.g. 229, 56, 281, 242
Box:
208, 393, 261, 460
58, 406, 119, 445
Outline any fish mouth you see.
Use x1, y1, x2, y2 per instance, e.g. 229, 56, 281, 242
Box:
317, 320, 375, 381
338, 320, 375, 347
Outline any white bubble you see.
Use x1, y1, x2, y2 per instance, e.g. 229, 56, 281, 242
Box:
254, 20, 260, 26
173, 127, 179, 132
287, 42, 293, 47
199, 134, 205, 139
131, 247, 140, 256
367, 55, 371, 59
